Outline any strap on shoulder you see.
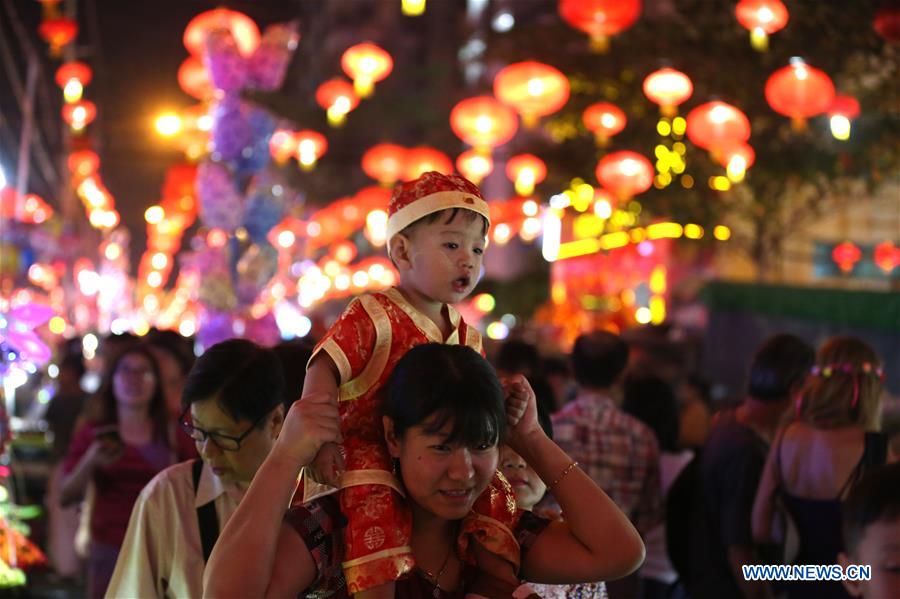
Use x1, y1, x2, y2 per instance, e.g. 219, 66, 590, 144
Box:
191, 459, 219, 563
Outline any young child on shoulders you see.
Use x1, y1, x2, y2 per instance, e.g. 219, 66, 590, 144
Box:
300, 172, 520, 597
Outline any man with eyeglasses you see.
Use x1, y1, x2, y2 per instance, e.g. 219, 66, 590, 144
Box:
106, 339, 287, 599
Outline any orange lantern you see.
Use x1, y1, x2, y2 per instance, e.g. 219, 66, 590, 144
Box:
558, 0, 641, 53
62, 100, 97, 132
178, 57, 214, 100
55, 61, 92, 103
873, 241, 900, 274
493, 61, 570, 127
295, 130, 327, 171
38, 17, 78, 57
450, 96, 518, 155
341, 43, 393, 98
735, 0, 789, 51
404, 147, 453, 181
595, 151, 653, 199
827, 95, 861, 141
831, 241, 861, 273
716, 142, 755, 181
362, 144, 408, 186
765, 59, 835, 130
642, 68, 693, 117
315, 79, 360, 127
582, 102, 626, 146
686, 101, 751, 151
68, 150, 100, 180
184, 9, 260, 57
874, 7, 900, 43
456, 150, 494, 185
269, 130, 298, 165
506, 154, 547, 196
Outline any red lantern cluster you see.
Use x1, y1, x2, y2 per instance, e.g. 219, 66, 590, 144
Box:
493, 61, 570, 127
873, 242, 900, 274
62, 100, 97, 132
341, 43, 393, 98
686, 101, 751, 151
735, 0, 789, 51
38, 17, 78, 57
363, 144, 409, 186
643, 68, 693, 116
831, 241, 862, 273
582, 102, 626, 146
456, 150, 494, 185
558, 0, 642, 52
450, 96, 518, 155
316, 79, 360, 127
506, 154, 547, 196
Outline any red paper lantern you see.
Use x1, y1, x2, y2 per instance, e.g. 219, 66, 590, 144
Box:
315, 79, 360, 127
456, 150, 494, 185
404, 147, 453, 181
183, 9, 260, 57
874, 7, 900, 43
62, 100, 97, 132
506, 154, 547, 197
67, 150, 100, 180
735, 0, 789, 51
38, 17, 78, 57
55, 61, 92, 102
493, 61, 570, 127
269, 130, 298, 165
829, 95, 861, 120
765, 59, 835, 130
582, 102, 626, 146
178, 57, 214, 100
686, 101, 751, 151
716, 142, 755, 181
362, 144, 408, 185
450, 96, 518, 154
642, 68, 693, 116
873, 241, 900, 274
831, 241, 861, 273
595, 151, 653, 199
295, 130, 327, 171
341, 43, 393, 98
558, 0, 641, 52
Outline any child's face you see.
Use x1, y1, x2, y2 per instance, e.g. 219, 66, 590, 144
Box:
839, 517, 900, 598
499, 445, 546, 510
401, 211, 486, 305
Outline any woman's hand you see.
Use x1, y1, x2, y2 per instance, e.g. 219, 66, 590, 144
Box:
84, 437, 123, 469
272, 391, 341, 469
502, 375, 546, 456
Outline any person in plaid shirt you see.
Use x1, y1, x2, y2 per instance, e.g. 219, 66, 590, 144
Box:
551, 331, 662, 599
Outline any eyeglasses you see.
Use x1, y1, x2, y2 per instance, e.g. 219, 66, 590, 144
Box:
180, 408, 266, 452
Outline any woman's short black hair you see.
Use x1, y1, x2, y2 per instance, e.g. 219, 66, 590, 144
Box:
181, 339, 284, 425
623, 372, 680, 452
272, 339, 314, 410
747, 333, 814, 402
384, 343, 505, 448
571, 331, 629, 389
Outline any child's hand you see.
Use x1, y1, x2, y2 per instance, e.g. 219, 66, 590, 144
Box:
310, 442, 345, 488
502, 375, 544, 456
273, 391, 341, 469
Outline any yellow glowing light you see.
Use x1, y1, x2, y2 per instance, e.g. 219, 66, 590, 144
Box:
64, 80, 83, 103
649, 295, 666, 324
277, 230, 296, 248
324, 260, 341, 277
600, 231, 630, 250
522, 200, 539, 217
155, 113, 183, 137
352, 271, 370, 288
402, 0, 426, 16
147, 271, 164, 288
542, 211, 562, 262
574, 184, 595, 212
630, 228, 646, 243
493, 223, 512, 245
684, 224, 704, 239
574, 214, 603, 239
681, 174, 694, 188
134, 320, 151, 337
672, 117, 687, 136
486, 321, 510, 340
179, 320, 196, 337
551, 281, 567, 305
334, 273, 351, 291
145, 205, 165, 224
520, 217, 542, 241
635, 307, 652, 324
515, 168, 537, 197
474, 293, 496, 313
713, 225, 732, 241
151, 252, 168, 270
48, 316, 67, 335
557, 239, 600, 260
650, 265, 667, 294
657, 120, 672, 136
830, 115, 851, 141
710, 176, 731, 191
646, 222, 683, 240
621, 289, 636, 306
673, 142, 686, 154
104, 243, 122, 261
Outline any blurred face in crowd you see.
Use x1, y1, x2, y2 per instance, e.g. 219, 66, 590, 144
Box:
188, 398, 283, 487
149, 346, 186, 419
499, 445, 547, 511
113, 352, 157, 410
839, 517, 900, 598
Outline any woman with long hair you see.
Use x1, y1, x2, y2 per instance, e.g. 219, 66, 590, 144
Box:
752, 336, 893, 599
60, 345, 195, 598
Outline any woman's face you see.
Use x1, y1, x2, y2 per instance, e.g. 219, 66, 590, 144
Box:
190, 398, 283, 487
499, 445, 546, 511
148, 346, 186, 419
386, 415, 498, 521
112, 352, 158, 410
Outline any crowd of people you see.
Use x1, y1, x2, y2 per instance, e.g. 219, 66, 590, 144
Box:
32, 171, 898, 598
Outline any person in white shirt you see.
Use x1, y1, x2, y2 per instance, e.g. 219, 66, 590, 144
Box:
105, 339, 286, 598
